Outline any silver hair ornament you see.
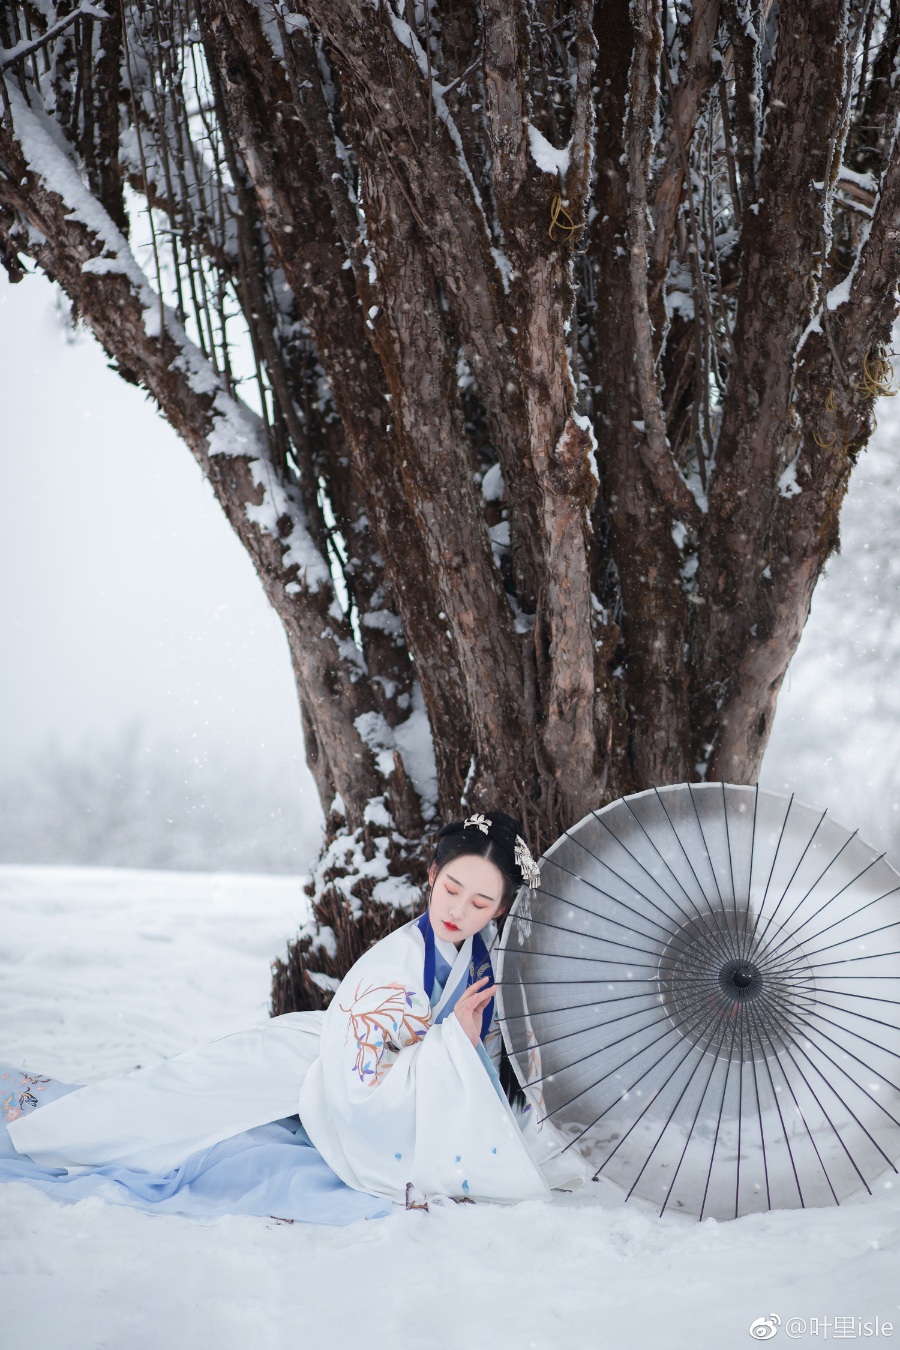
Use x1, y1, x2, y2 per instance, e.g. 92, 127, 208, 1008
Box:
464, 813, 491, 834
514, 836, 541, 888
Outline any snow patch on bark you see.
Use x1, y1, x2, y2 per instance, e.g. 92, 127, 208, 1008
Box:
354, 684, 437, 821
778, 456, 803, 498
302, 823, 418, 920
572, 411, 599, 484
244, 464, 332, 594
8, 88, 158, 322
527, 125, 571, 178
481, 463, 505, 501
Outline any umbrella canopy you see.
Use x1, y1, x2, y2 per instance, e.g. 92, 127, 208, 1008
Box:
496, 783, 900, 1220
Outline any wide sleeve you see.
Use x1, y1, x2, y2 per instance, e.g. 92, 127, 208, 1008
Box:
296, 926, 551, 1205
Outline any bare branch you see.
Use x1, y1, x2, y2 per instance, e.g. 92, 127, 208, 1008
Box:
0, 3, 107, 71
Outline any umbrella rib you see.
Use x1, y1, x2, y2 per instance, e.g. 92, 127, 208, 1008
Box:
520, 967, 726, 1087
699, 1012, 743, 1222
744, 1001, 774, 1212
650, 788, 742, 964
623, 1017, 735, 1213
779, 1001, 900, 1125
749, 807, 830, 960
772, 884, 900, 962
499, 990, 664, 1019
546, 996, 726, 1137
582, 1001, 728, 1171
615, 798, 712, 924
720, 781, 742, 950
520, 994, 716, 1089
507, 949, 661, 969
552, 821, 696, 931
813, 987, 900, 1006
794, 997, 900, 1063
518, 977, 723, 1090
656, 1021, 735, 1216
509, 909, 666, 962
739, 792, 799, 972
591, 806, 708, 933
518, 886, 719, 965
529, 881, 747, 974
760, 792, 796, 911
812, 970, 900, 977
756, 1004, 877, 1194
735, 1011, 746, 1220
686, 783, 741, 966
814, 995, 900, 1038
748, 996, 847, 1202
756, 850, 886, 969
739, 784, 761, 964
538, 843, 727, 966
754, 847, 883, 974
743, 1000, 808, 1208
536, 863, 692, 945
501, 977, 662, 987
751, 1000, 865, 1198
723, 972, 825, 1215
783, 914, 900, 968
506, 995, 686, 1055
517, 1005, 673, 1066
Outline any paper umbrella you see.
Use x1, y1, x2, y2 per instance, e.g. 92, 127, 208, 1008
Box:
496, 783, 900, 1220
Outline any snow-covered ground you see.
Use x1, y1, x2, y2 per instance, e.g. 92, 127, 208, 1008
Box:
1, 866, 898, 1350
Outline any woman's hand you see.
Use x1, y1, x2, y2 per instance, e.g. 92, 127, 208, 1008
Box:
453, 976, 496, 1048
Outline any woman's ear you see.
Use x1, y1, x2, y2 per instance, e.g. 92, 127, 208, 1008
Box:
428, 862, 437, 888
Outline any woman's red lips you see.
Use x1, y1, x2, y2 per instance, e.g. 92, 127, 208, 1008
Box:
443, 920, 459, 931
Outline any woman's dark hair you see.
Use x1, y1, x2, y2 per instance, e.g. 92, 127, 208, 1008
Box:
430, 810, 528, 914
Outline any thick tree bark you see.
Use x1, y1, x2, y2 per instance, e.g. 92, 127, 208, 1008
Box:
3, 0, 900, 1009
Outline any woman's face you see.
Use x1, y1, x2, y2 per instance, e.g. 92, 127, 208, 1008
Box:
428, 853, 505, 947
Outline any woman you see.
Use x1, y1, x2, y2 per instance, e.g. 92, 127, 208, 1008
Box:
2, 812, 585, 1223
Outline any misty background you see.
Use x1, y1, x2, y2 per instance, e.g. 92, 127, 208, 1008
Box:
2, 267, 899, 874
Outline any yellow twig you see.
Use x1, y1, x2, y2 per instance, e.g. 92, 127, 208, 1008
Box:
859, 347, 897, 399
548, 192, 584, 241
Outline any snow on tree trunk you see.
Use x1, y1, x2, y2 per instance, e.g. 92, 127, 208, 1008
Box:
3, 0, 900, 1010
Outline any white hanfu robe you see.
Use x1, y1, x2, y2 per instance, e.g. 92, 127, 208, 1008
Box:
9, 917, 586, 1205
8, 1013, 325, 1175
299, 920, 585, 1203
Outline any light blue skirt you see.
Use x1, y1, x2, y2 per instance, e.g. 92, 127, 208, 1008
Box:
0, 1066, 393, 1225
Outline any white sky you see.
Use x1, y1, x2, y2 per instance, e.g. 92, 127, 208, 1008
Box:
0, 268, 313, 790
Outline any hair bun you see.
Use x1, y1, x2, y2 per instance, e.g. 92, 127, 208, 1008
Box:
437, 811, 540, 888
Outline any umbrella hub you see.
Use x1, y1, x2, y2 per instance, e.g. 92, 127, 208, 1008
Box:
656, 907, 817, 1061
718, 957, 764, 1000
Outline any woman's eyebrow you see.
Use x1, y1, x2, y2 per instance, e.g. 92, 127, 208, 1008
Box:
445, 873, 497, 903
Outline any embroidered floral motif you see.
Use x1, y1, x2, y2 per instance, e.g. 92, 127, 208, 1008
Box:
1, 1073, 48, 1122
341, 982, 432, 1085
470, 954, 492, 984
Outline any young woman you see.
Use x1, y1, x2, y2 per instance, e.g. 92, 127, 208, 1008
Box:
1, 811, 585, 1224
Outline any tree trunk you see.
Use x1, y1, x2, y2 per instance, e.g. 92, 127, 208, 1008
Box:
3, 0, 900, 1011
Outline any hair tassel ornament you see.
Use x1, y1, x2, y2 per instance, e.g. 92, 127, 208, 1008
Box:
514, 835, 541, 889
